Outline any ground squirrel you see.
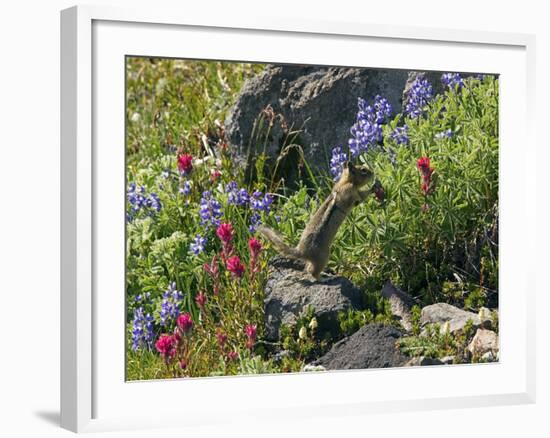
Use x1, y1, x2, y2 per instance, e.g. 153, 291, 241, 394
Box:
258, 161, 377, 280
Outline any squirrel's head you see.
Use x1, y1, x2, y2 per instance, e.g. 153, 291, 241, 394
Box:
342, 161, 374, 187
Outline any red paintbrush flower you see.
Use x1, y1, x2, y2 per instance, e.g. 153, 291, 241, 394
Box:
155, 334, 176, 360
417, 156, 435, 196
216, 223, 234, 245
417, 156, 430, 170
176, 312, 194, 333
195, 291, 207, 309
177, 154, 193, 175
226, 255, 245, 278
244, 324, 257, 341
216, 330, 228, 348
248, 238, 262, 258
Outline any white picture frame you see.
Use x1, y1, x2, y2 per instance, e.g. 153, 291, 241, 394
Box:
60, 4, 536, 433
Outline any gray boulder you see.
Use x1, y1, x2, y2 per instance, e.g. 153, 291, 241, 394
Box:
420, 303, 481, 335
467, 329, 499, 358
380, 281, 417, 332
313, 323, 408, 370
264, 257, 363, 341
225, 64, 409, 178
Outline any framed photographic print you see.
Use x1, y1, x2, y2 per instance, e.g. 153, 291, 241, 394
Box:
61, 4, 536, 433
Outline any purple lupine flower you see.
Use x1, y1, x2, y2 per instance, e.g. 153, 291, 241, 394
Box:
249, 212, 262, 233
199, 190, 223, 227
441, 73, 464, 89
373, 96, 393, 123
146, 193, 162, 212
250, 190, 273, 212
131, 307, 155, 351
248, 190, 274, 232
179, 180, 192, 195
226, 181, 250, 206
165, 144, 178, 154
404, 77, 433, 118
127, 183, 162, 221
159, 282, 184, 327
348, 96, 392, 157
190, 235, 207, 255
330, 146, 348, 181
162, 169, 170, 179
390, 125, 409, 146
127, 183, 146, 212
475, 74, 487, 81
435, 129, 453, 139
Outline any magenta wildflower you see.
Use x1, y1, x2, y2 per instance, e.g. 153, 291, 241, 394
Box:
248, 238, 262, 258
155, 334, 176, 360
417, 156, 435, 196
227, 351, 238, 361
177, 154, 193, 175
216, 223, 234, 245
216, 330, 228, 348
203, 255, 220, 295
244, 324, 257, 341
226, 255, 245, 278
195, 291, 207, 309
176, 312, 194, 333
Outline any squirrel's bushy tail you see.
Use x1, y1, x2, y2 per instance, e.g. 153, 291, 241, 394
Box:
257, 225, 303, 260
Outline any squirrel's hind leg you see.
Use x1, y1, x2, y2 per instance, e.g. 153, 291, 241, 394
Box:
305, 261, 322, 281
305, 255, 328, 281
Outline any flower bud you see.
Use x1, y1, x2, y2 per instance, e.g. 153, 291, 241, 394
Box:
308, 317, 318, 331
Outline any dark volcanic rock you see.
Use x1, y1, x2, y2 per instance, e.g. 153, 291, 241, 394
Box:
313, 323, 408, 370
404, 356, 445, 367
225, 64, 409, 178
264, 257, 363, 341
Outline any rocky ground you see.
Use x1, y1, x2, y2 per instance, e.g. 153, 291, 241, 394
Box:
263, 257, 499, 371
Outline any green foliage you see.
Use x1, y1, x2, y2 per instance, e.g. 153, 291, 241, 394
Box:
279, 307, 329, 363
398, 306, 493, 363
338, 309, 375, 337
337, 290, 398, 336
397, 320, 476, 361
237, 355, 276, 375
398, 324, 457, 359
410, 305, 422, 336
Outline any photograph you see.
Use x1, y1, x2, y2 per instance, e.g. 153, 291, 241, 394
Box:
125, 57, 499, 380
